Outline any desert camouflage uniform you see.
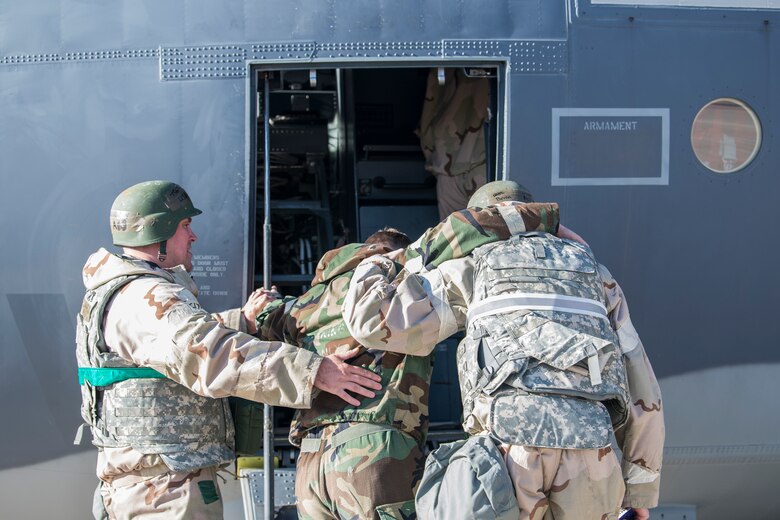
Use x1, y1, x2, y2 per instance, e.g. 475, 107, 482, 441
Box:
417, 68, 490, 219
256, 203, 560, 520
78, 248, 322, 520
343, 221, 664, 519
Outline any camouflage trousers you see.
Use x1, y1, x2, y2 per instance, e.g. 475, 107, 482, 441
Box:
99, 463, 224, 520
500, 444, 625, 520
435, 167, 487, 220
295, 422, 424, 520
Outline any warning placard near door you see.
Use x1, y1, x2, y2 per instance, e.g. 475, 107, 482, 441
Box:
552, 108, 669, 186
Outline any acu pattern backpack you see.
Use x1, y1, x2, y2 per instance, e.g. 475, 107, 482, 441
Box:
458, 231, 630, 449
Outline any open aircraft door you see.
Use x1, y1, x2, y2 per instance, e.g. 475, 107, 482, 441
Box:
240, 62, 504, 517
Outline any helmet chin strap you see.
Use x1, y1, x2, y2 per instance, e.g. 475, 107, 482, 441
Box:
157, 240, 168, 263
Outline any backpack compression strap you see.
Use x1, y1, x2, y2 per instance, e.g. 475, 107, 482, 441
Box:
467, 292, 608, 323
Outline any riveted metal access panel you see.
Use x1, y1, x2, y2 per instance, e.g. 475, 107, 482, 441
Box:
157, 39, 568, 81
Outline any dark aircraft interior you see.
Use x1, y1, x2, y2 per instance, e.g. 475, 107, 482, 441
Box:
253, 66, 499, 438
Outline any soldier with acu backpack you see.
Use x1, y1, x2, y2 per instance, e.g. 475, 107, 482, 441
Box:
343, 181, 665, 520
75, 180, 382, 520
251, 201, 563, 520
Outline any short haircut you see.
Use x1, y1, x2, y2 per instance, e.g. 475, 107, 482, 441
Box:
365, 227, 412, 250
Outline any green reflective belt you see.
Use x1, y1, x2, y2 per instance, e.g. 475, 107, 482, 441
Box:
78, 367, 166, 387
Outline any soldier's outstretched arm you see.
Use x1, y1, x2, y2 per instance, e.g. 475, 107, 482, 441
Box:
220, 296, 382, 406
104, 277, 380, 409
342, 202, 559, 354
601, 266, 665, 511
206, 285, 282, 338
343, 255, 473, 356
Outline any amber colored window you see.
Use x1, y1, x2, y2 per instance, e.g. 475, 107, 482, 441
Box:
691, 98, 761, 174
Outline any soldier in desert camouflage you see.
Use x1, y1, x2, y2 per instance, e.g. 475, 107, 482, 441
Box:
253, 202, 563, 519
343, 181, 665, 520
75, 180, 382, 520
417, 67, 490, 220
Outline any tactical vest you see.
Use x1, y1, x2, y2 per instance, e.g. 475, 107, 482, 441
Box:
459, 232, 629, 449
75, 272, 234, 473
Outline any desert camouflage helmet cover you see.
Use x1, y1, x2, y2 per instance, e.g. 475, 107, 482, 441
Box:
110, 180, 202, 247
467, 180, 534, 208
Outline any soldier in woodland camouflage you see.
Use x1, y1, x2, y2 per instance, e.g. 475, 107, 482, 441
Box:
254, 203, 562, 520
75, 181, 382, 520
417, 67, 490, 220
257, 230, 422, 520
343, 181, 665, 520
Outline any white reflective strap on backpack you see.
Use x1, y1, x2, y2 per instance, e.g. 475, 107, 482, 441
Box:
467, 292, 608, 324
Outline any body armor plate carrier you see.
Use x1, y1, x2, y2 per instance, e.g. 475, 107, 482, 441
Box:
75, 272, 234, 473
458, 232, 629, 449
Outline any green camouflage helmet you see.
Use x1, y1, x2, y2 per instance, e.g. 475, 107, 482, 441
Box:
467, 180, 534, 208
110, 180, 202, 247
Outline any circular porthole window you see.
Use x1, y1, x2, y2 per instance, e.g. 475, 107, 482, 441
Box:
691, 98, 761, 174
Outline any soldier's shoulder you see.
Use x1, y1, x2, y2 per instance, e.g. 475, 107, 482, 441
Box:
123, 273, 176, 291
122, 276, 203, 323
597, 263, 616, 283
120, 275, 196, 306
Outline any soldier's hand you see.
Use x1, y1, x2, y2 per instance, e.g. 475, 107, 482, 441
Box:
242, 286, 282, 334
314, 347, 383, 406
633, 508, 650, 520
556, 224, 590, 247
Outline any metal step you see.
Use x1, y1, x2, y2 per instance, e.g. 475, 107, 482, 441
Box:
239, 467, 297, 519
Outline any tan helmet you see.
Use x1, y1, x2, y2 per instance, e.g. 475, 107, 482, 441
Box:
110, 181, 202, 260
467, 180, 534, 208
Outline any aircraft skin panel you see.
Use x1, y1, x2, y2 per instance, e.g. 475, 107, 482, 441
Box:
0, 0, 567, 56
5, 294, 79, 468
592, 0, 780, 8
1, 62, 180, 296
660, 364, 780, 518
0, 451, 97, 520
178, 77, 249, 306
0, 16, 248, 477
526, 8, 780, 380
243, 0, 567, 41
0, 3, 61, 54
